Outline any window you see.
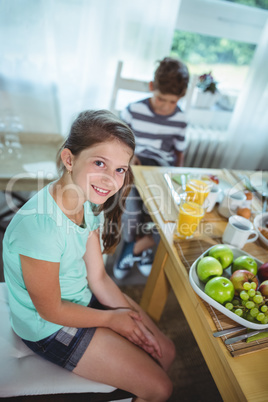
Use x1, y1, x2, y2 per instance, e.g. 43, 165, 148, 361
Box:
172, 0, 268, 110
171, 30, 256, 93
222, 0, 268, 11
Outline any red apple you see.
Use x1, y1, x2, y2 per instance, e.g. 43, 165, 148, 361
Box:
259, 280, 268, 297
257, 263, 268, 283
230, 270, 259, 296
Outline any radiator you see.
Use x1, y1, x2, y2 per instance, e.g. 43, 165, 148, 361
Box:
184, 125, 227, 169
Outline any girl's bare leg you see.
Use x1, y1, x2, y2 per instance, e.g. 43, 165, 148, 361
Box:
73, 327, 173, 402
124, 294, 176, 372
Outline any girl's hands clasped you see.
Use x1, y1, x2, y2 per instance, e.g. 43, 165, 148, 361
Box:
133, 318, 162, 359
108, 308, 162, 359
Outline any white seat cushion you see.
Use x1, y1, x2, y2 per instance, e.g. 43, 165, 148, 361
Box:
0, 282, 130, 399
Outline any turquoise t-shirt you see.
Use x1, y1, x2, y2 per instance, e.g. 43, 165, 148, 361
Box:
3, 184, 101, 341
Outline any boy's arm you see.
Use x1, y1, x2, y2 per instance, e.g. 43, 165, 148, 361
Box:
131, 154, 141, 165
175, 150, 184, 167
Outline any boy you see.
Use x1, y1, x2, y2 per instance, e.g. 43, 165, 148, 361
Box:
113, 57, 189, 279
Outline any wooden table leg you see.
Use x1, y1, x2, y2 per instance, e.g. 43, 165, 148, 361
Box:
140, 239, 170, 322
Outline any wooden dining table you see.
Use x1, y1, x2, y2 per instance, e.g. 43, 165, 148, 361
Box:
132, 165, 268, 402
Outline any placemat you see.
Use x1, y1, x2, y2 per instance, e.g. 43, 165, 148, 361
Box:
173, 207, 228, 241
174, 235, 268, 357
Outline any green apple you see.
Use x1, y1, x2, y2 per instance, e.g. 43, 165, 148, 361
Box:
205, 277, 234, 304
197, 256, 223, 283
232, 255, 258, 276
208, 245, 233, 269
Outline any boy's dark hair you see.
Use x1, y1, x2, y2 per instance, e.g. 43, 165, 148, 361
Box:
153, 57, 189, 97
57, 109, 135, 254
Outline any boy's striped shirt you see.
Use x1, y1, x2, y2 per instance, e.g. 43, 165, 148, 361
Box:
120, 98, 187, 166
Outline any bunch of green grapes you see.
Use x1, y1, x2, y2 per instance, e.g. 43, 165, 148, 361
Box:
224, 282, 268, 324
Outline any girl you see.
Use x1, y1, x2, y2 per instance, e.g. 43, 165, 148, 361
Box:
3, 110, 175, 402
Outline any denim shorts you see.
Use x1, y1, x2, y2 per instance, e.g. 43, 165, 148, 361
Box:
22, 295, 105, 371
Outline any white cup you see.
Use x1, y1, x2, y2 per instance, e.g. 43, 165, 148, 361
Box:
204, 184, 221, 212
222, 215, 258, 249
218, 188, 246, 218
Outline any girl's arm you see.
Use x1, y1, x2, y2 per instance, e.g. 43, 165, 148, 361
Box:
84, 229, 132, 308
20, 254, 148, 348
175, 149, 184, 167
84, 230, 162, 358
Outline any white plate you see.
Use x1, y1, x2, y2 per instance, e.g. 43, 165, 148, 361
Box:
217, 206, 231, 219
189, 245, 266, 329
250, 171, 268, 195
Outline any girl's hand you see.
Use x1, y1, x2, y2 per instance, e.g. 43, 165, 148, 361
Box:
108, 309, 162, 359
108, 308, 149, 347
133, 318, 162, 359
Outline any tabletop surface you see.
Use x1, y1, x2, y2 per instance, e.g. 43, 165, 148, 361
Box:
132, 165, 268, 402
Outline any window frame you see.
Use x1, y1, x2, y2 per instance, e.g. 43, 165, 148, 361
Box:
175, 0, 268, 45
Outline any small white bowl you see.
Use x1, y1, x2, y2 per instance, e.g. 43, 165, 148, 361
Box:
254, 212, 268, 248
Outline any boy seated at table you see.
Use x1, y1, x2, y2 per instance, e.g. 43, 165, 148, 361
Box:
113, 57, 190, 280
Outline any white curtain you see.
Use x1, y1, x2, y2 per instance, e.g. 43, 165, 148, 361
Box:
219, 17, 268, 171
0, 0, 181, 136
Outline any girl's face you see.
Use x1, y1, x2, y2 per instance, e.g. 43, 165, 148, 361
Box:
66, 139, 133, 205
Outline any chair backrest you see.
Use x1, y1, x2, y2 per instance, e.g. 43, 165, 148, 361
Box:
109, 60, 198, 116
109, 61, 150, 115
182, 74, 199, 114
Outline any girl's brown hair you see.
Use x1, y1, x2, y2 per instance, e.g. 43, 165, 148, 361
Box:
57, 109, 135, 254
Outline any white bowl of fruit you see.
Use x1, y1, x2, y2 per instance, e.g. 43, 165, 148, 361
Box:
189, 244, 268, 329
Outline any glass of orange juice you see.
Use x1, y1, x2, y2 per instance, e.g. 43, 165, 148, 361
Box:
185, 177, 213, 206
176, 192, 205, 238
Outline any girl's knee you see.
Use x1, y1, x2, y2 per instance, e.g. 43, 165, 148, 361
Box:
158, 376, 173, 401
167, 338, 176, 364
161, 337, 176, 372
146, 374, 173, 402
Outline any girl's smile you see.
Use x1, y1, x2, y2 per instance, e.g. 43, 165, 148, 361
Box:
91, 184, 111, 197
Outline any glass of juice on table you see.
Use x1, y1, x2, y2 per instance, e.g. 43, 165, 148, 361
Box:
185, 177, 213, 205
176, 192, 205, 238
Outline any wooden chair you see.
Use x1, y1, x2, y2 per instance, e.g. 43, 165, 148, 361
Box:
109, 60, 198, 116
109, 61, 150, 115
0, 282, 132, 401
182, 73, 199, 114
